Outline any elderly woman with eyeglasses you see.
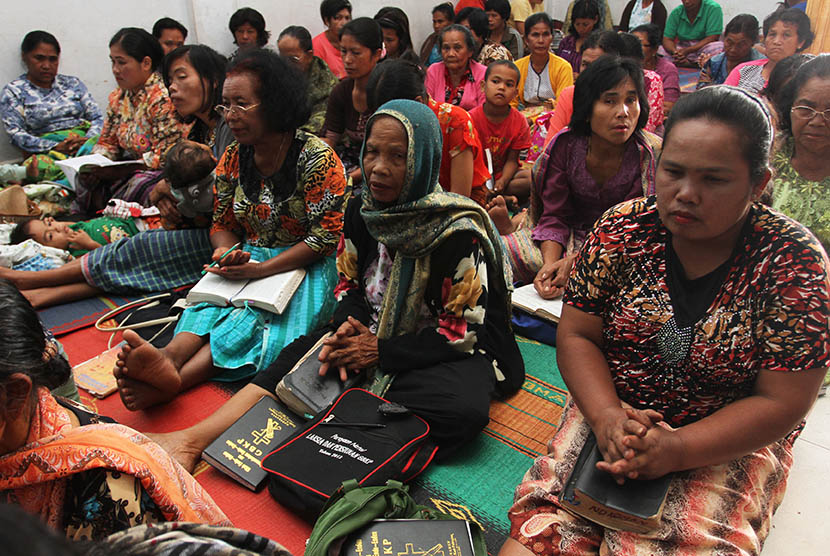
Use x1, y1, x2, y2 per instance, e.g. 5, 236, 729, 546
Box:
110, 48, 349, 411
770, 55, 830, 252
769, 54, 830, 393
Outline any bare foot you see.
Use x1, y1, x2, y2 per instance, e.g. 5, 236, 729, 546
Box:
148, 430, 206, 474
115, 330, 182, 391
115, 330, 182, 410
487, 195, 516, 235
117, 376, 176, 411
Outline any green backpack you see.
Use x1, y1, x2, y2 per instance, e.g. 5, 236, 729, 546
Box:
304, 479, 488, 556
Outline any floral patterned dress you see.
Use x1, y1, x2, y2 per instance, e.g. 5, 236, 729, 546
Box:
92, 72, 187, 169
174, 131, 349, 380
771, 136, 830, 252
508, 197, 830, 555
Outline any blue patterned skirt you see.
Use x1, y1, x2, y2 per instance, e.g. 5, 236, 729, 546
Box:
173, 244, 337, 381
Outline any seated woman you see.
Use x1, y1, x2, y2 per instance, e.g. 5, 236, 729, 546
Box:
114, 49, 348, 411
322, 17, 383, 186
544, 30, 627, 141
662, 0, 724, 67
761, 52, 813, 129
148, 99, 524, 473
375, 7, 420, 65
770, 54, 830, 392
562, 0, 614, 32
227, 7, 270, 63
367, 59, 491, 207
546, 32, 664, 139
725, 8, 813, 95
619, 33, 665, 133
501, 85, 828, 556
0, 46, 232, 310
632, 24, 680, 115
509, 0, 546, 36
78, 28, 188, 215
0, 31, 103, 182
511, 13, 574, 120
420, 2, 455, 67
456, 7, 512, 66
152, 17, 187, 55
0, 278, 228, 539
153, 44, 235, 226
313, 0, 353, 79
425, 24, 487, 112
498, 56, 659, 289
770, 55, 830, 262
556, 0, 601, 74
277, 26, 339, 136
485, 0, 523, 60
697, 14, 763, 87
619, 0, 668, 32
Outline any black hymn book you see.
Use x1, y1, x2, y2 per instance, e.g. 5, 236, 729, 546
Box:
341, 519, 477, 556
202, 396, 302, 490
276, 332, 363, 419
559, 432, 674, 534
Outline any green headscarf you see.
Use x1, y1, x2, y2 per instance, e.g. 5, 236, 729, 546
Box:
359, 99, 510, 394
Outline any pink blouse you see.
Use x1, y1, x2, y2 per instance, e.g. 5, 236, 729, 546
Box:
425, 60, 487, 112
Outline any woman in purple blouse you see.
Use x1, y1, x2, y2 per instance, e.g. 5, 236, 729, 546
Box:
556, 0, 601, 74
531, 56, 660, 298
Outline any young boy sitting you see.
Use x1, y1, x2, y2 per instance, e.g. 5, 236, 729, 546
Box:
468, 60, 532, 234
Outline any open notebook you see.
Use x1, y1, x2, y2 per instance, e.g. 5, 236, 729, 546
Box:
511, 283, 563, 323
55, 154, 144, 191
186, 267, 306, 315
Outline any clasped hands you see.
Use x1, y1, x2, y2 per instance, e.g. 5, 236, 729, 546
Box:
533, 254, 575, 300
318, 316, 379, 382
592, 404, 685, 484
53, 133, 86, 155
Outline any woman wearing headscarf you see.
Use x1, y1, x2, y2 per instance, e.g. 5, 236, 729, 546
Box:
145, 99, 525, 472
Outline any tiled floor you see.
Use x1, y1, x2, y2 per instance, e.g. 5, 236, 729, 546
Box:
763, 395, 830, 553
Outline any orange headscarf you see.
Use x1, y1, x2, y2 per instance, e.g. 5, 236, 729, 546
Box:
0, 388, 229, 531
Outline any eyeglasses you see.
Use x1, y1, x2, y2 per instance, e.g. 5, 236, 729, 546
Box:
791, 105, 830, 122
214, 103, 260, 117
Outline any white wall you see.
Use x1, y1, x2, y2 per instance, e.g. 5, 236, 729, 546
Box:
0, 0, 787, 162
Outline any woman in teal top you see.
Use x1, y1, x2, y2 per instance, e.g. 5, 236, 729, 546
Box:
662, 0, 724, 66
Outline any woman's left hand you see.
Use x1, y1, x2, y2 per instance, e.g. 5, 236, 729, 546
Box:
320, 317, 379, 380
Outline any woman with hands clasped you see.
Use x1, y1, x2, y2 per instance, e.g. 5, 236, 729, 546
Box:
145, 100, 524, 473
112, 49, 348, 411
500, 86, 830, 555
